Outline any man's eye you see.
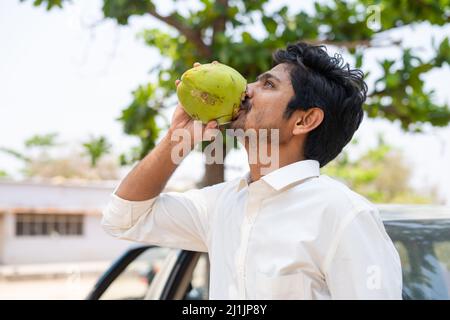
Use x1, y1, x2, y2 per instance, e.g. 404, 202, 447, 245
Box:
264, 80, 274, 88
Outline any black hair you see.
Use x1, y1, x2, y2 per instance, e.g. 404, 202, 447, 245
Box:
272, 42, 367, 167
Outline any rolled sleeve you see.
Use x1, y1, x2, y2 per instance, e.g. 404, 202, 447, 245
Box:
324, 209, 403, 300
101, 194, 156, 230
101, 183, 225, 252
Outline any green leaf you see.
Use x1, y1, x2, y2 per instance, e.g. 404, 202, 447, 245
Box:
23, 0, 450, 183
241, 32, 253, 44
262, 16, 277, 34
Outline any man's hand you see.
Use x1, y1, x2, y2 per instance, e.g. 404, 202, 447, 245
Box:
114, 61, 222, 201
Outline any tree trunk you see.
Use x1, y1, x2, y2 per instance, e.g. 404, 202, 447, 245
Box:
197, 141, 228, 187
199, 162, 225, 187
194, 7, 230, 189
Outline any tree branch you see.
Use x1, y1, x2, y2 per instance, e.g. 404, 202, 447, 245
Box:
148, 7, 212, 58
303, 38, 402, 49
212, 0, 228, 44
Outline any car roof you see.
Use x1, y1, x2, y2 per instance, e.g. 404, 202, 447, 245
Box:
377, 204, 450, 221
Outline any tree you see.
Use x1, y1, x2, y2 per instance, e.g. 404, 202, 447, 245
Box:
82, 135, 112, 167
0, 170, 8, 178
23, 0, 450, 187
0, 132, 59, 164
24, 132, 59, 148
0, 133, 119, 180
322, 136, 438, 204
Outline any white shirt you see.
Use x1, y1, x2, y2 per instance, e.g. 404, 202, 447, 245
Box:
101, 159, 402, 300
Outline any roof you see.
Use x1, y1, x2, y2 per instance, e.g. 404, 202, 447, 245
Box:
0, 178, 194, 212
0, 179, 116, 211
0, 178, 118, 189
377, 204, 450, 221
1, 180, 449, 220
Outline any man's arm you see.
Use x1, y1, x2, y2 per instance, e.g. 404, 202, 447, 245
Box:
323, 209, 403, 299
101, 66, 221, 251
116, 79, 218, 201
115, 134, 180, 201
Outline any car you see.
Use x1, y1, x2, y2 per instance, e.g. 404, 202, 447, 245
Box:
86, 205, 450, 300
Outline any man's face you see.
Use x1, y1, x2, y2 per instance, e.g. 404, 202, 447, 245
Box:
230, 63, 295, 142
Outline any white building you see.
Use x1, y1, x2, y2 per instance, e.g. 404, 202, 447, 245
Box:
0, 179, 134, 265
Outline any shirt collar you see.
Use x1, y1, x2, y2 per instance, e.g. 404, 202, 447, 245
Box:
237, 160, 320, 192
237, 172, 251, 191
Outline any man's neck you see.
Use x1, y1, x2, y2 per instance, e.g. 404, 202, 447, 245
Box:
247, 143, 304, 183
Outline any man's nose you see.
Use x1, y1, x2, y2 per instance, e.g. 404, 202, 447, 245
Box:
246, 82, 255, 99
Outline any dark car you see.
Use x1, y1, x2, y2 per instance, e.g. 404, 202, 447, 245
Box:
86, 205, 450, 300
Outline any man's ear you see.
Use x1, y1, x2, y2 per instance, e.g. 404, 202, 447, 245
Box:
292, 107, 324, 136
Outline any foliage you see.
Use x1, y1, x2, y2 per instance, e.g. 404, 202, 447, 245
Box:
0, 133, 118, 180
82, 135, 112, 167
23, 0, 450, 186
0, 170, 8, 178
322, 136, 437, 204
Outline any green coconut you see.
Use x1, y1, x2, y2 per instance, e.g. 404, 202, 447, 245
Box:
176, 62, 247, 125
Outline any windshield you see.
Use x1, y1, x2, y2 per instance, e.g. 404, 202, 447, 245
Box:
385, 219, 450, 300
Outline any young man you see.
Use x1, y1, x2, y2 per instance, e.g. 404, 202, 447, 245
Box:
102, 42, 402, 300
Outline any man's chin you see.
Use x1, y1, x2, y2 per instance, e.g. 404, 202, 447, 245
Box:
230, 116, 245, 130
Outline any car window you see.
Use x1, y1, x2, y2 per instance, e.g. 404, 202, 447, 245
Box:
184, 253, 210, 300
100, 247, 171, 300
386, 219, 450, 300
434, 242, 450, 294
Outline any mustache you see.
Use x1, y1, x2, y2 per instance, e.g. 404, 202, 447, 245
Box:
240, 96, 252, 111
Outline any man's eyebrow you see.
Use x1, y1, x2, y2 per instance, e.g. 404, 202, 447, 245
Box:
256, 72, 281, 83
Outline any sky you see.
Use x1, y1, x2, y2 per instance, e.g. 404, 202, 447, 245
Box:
0, 0, 449, 203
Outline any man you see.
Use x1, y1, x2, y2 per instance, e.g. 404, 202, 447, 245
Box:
102, 42, 402, 299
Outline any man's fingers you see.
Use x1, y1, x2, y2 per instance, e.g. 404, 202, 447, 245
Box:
193, 61, 219, 68
203, 120, 219, 141
175, 79, 180, 86
205, 120, 218, 129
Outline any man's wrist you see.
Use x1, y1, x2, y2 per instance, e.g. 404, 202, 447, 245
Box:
163, 129, 195, 158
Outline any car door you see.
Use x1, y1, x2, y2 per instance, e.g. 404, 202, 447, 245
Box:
158, 251, 210, 300
86, 245, 209, 300
86, 245, 173, 300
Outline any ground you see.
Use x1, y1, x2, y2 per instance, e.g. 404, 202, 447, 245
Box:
0, 275, 99, 299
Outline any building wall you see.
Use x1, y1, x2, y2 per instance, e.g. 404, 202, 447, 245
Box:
1, 212, 133, 264
0, 214, 4, 264
0, 181, 116, 211
0, 180, 176, 265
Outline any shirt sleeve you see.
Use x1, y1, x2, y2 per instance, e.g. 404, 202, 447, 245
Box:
101, 182, 225, 252
324, 209, 403, 300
